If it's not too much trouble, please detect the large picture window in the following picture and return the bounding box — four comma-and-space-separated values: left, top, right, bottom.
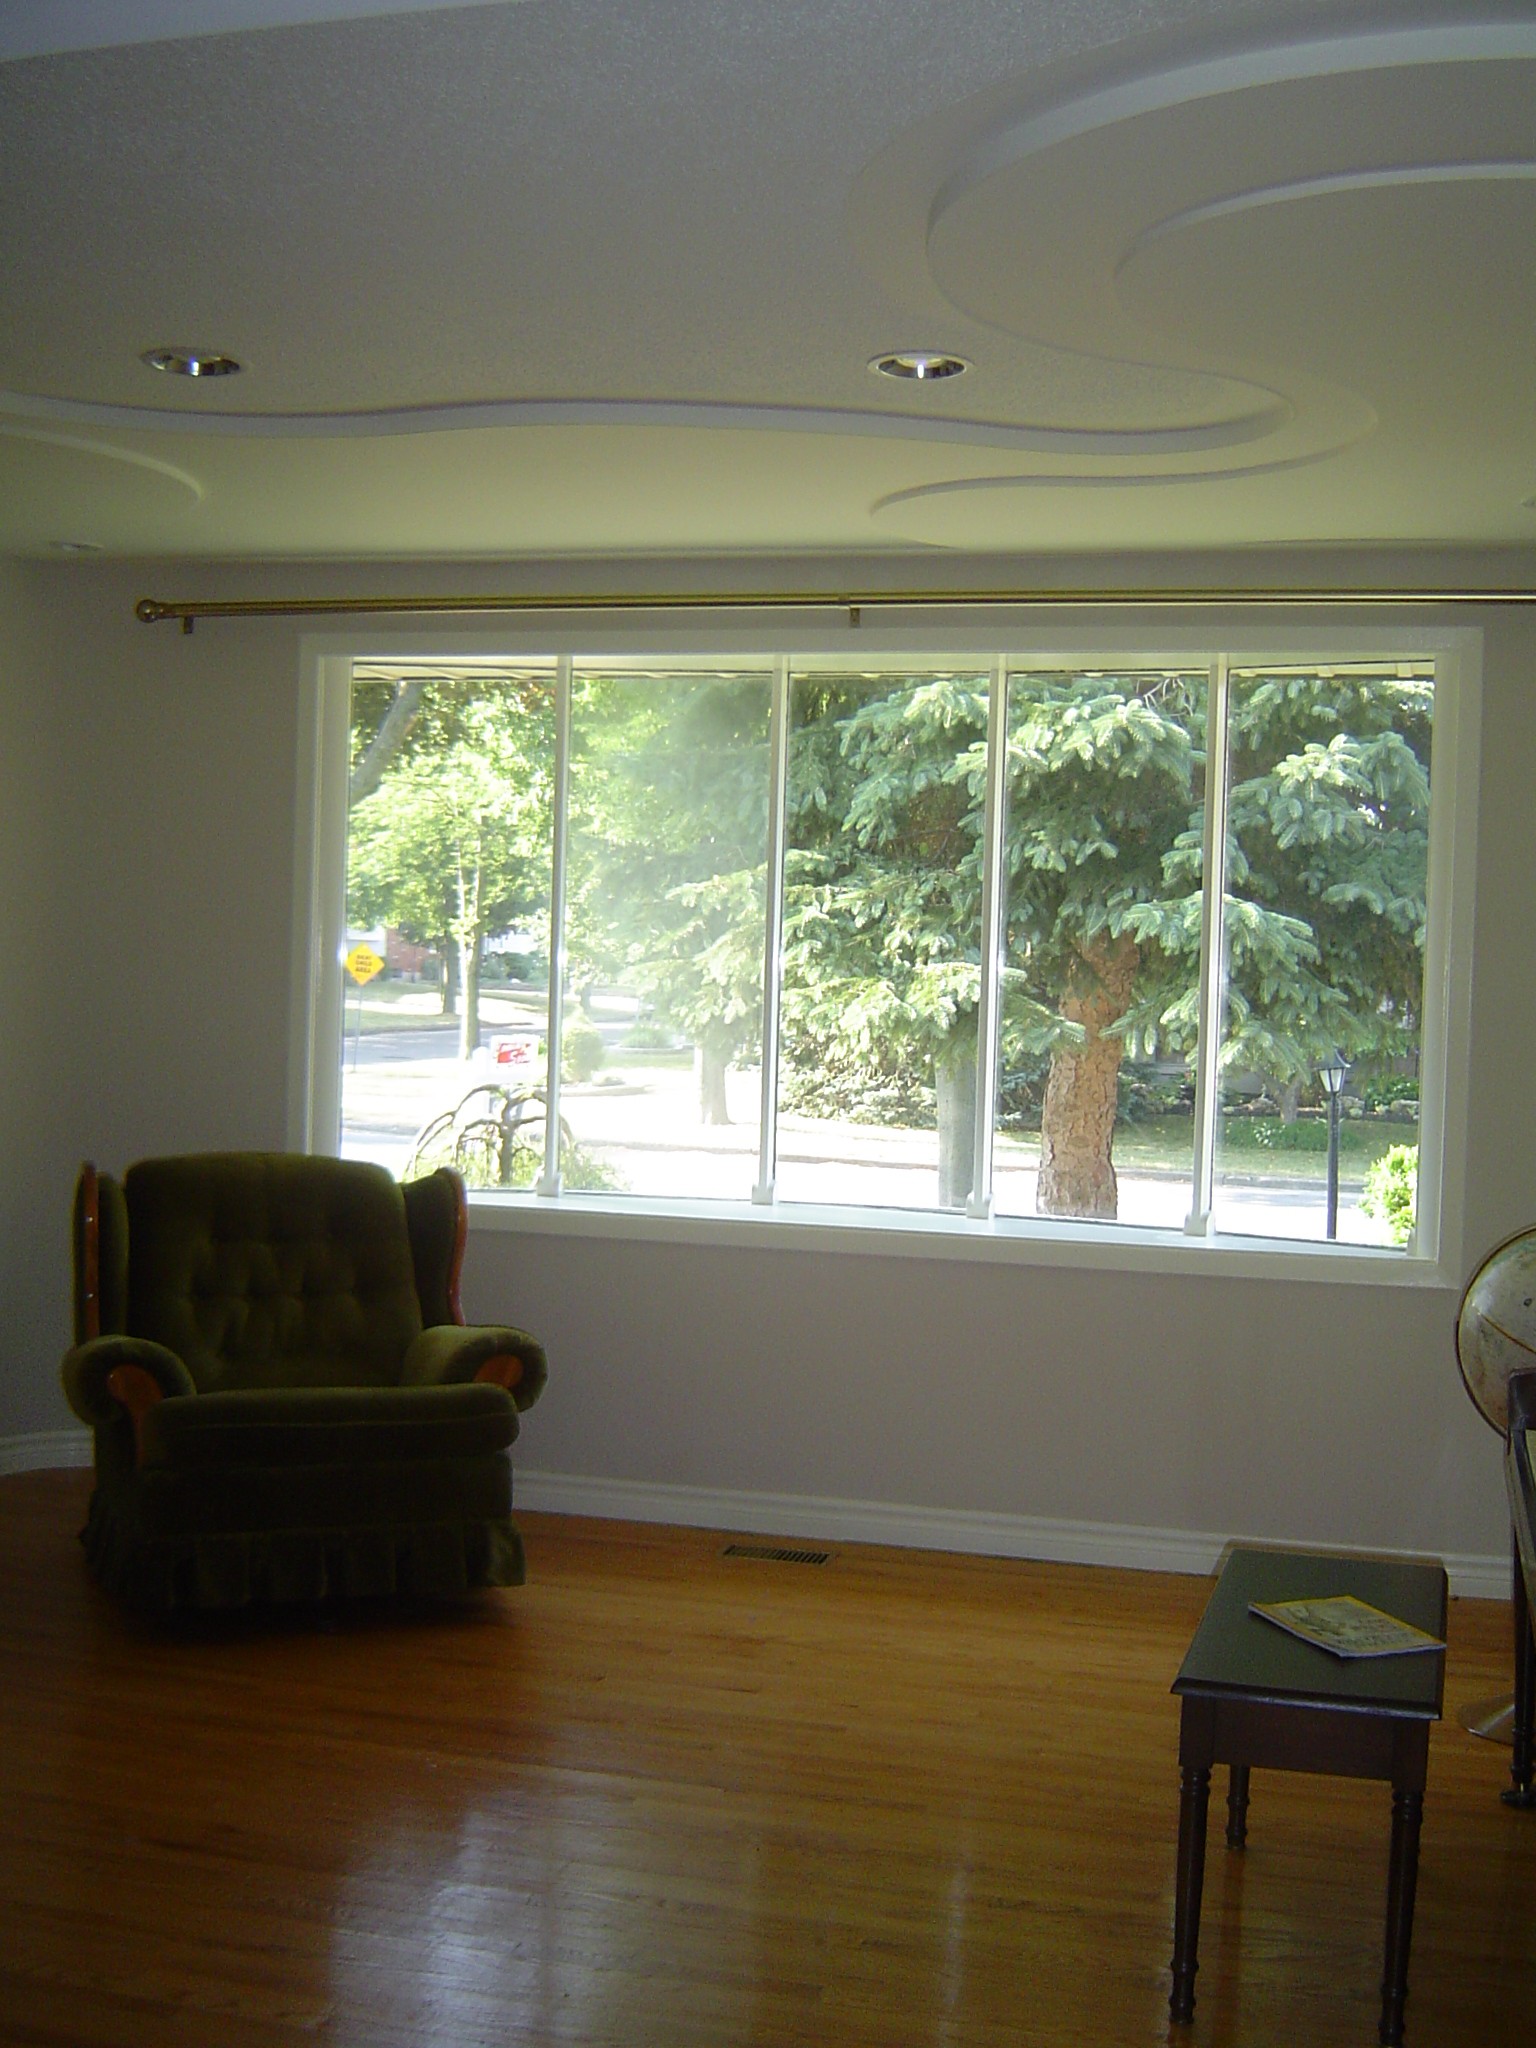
318, 635, 1464, 1259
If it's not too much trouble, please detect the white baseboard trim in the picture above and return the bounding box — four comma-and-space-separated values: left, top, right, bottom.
0, 1439, 1506, 1600
516, 1469, 1511, 1601
0, 1429, 91, 1476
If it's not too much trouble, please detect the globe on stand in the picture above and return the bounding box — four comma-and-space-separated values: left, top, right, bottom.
1455, 1225, 1536, 1744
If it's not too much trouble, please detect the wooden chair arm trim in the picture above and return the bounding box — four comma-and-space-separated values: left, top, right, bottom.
80, 1162, 101, 1342
472, 1354, 525, 1393
105, 1364, 165, 1466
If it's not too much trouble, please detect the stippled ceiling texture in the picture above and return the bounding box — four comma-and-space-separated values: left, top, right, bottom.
2, 0, 1533, 559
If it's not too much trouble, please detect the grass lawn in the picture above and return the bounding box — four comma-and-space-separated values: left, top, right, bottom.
1108, 1113, 1414, 1182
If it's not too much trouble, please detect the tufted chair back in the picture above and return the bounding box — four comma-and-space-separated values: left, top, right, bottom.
115, 1154, 425, 1392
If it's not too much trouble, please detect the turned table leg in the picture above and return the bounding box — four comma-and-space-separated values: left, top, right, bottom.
1379, 1724, 1429, 2047
1225, 1763, 1250, 1848
1170, 1699, 1215, 2025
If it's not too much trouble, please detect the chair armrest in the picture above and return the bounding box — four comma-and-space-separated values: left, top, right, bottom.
62, 1336, 196, 1426
400, 1325, 548, 1411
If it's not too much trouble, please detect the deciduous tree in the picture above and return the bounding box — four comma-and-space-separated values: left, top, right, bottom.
347, 676, 553, 1059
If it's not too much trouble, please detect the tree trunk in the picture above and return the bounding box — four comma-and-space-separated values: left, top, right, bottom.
348, 677, 427, 806
696, 1025, 732, 1125
456, 934, 481, 1062
1036, 932, 1141, 1220
455, 859, 482, 1060
935, 1038, 977, 1210
439, 947, 458, 1019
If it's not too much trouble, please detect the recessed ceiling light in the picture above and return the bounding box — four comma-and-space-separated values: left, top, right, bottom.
141, 346, 242, 379
870, 350, 969, 382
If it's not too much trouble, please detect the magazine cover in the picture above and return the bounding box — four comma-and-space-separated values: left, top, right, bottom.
1249, 1594, 1445, 1659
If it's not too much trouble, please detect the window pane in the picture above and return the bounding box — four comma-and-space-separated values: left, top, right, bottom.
776, 668, 989, 1211
342, 665, 556, 1182
991, 669, 1208, 1229
1211, 664, 1433, 1246
561, 668, 771, 1199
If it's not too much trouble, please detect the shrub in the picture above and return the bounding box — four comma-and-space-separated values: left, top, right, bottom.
561, 1015, 606, 1083
1358, 1075, 1419, 1115
1216, 1115, 1382, 1156
406, 1081, 626, 1192
1118, 1068, 1194, 1122
778, 1037, 936, 1128
1361, 1143, 1418, 1245
1219, 1115, 1328, 1153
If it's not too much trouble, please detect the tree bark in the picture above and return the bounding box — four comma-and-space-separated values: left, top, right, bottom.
456, 934, 481, 1062
454, 857, 483, 1060
348, 678, 426, 806
1036, 932, 1141, 1220
696, 1028, 732, 1126
935, 1038, 977, 1211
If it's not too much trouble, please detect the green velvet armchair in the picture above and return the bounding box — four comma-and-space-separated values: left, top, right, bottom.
62, 1152, 547, 1609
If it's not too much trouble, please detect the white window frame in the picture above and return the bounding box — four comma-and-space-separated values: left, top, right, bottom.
291, 614, 1481, 1289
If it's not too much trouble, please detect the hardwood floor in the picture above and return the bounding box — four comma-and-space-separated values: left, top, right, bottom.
1, 1468, 1531, 2046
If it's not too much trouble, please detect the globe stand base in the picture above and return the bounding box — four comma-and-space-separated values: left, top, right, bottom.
1500, 1783, 1536, 1808
1461, 1692, 1515, 1744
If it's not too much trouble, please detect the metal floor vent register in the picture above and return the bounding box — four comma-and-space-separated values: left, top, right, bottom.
722, 1542, 833, 1566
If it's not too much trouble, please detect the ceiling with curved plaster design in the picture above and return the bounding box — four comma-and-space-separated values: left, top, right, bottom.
1, 0, 1534, 559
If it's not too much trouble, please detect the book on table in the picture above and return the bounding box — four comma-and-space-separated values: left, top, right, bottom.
1249, 1594, 1446, 1659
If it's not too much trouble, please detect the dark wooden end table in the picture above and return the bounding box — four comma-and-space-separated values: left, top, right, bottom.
1169, 1547, 1447, 2046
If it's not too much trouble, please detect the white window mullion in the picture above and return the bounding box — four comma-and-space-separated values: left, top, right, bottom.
967, 657, 1009, 1219
298, 653, 352, 1155
537, 654, 574, 1197
1185, 655, 1232, 1235
754, 656, 791, 1204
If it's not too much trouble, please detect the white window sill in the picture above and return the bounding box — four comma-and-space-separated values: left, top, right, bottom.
466, 1188, 1446, 1288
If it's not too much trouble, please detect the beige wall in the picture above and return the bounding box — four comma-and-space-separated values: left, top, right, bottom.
4, 552, 1533, 1571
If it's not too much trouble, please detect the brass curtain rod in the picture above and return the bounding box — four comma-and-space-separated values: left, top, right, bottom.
135, 587, 1536, 634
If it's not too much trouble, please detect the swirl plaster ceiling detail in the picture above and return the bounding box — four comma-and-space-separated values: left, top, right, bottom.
2, 4, 1535, 557
0, 428, 203, 545
865, 21, 1536, 545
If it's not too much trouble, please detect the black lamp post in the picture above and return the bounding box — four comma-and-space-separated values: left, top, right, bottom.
1319, 1051, 1350, 1239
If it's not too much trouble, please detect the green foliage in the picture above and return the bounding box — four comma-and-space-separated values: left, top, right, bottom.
1221, 1116, 1318, 1154
779, 1037, 937, 1128
353, 656, 1435, 1216
1216, 1115, 1382, 1155
405, 1082, 625, 1192
780, 671, 992, 1083
565, 671, 769, 1088
1117, 1067, 1193, 1123
1361, 1142, 1419, 1243
561, 1015, 606, 1084
347, 672, 555, 1055
1165, 669, 1432, 1080
1357, 1075, 1420, 1115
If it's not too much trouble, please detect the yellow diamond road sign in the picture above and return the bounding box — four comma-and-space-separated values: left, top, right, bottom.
345, 943, 385, 986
